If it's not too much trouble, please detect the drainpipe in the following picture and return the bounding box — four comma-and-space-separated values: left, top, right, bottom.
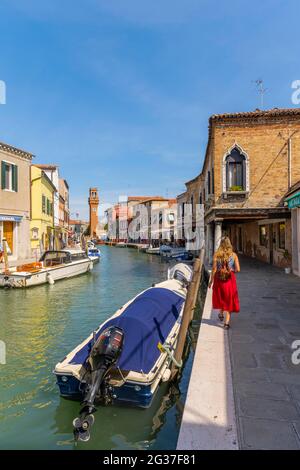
288, 137, 292, 190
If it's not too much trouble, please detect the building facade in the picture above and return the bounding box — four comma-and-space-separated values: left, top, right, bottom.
179, 108, 300, 268
286, 181, 300, 276
59, 178, 70, 247
106, 196, 177, 244
30, 165, 56, 255
35, 164, 60, 242
0, 141, 33, 262
69, 219, 89, 242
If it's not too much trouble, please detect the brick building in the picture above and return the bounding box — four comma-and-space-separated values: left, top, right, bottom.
179, 108, 300, 268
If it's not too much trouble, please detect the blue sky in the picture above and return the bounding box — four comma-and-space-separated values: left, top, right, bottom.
0, 0, 300, 219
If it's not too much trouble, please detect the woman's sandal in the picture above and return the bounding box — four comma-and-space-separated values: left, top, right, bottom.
218, 312, 224, 321
224, 323, 230, 330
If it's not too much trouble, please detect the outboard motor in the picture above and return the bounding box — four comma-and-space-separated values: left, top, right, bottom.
73, 326, 124, 442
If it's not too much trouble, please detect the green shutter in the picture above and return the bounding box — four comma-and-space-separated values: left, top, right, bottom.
42, 195, 45, 213
12, 164, 18, 192
1, 161, 5, 189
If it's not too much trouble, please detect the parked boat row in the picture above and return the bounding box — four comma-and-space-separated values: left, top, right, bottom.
54, 262, 193, 441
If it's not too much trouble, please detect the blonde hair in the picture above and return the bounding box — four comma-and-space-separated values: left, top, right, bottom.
215, 236, 233, 262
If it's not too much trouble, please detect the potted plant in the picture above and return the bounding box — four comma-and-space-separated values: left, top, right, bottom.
283, 250, 292, 274
229, 185, 243, 192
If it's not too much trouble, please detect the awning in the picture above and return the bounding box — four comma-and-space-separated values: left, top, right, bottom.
286, 191, 300, 209
0, 214, 23, 222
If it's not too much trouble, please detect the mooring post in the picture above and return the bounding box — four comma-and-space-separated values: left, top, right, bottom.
170, 248, 205, 380
189, 248, 205, 322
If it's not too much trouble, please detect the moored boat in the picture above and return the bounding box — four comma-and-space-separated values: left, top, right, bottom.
145, 246, 160, 255
54, 263, 192, 441
0, 249, 93, 288
88, 247, 101, 263
160, 245, 192, 261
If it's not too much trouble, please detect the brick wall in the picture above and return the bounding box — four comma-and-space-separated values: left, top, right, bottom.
212, 119, 300, 209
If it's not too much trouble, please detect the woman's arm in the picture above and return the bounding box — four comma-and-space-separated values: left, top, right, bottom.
208, 255, 217, 288
234, 253, 240, 272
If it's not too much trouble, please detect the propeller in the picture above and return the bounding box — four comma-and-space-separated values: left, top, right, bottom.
73, 413, 95, 442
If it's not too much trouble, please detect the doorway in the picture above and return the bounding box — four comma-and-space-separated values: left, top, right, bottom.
237, 226, 243, 253
3, 221, 14, 254
269, 224, 275, 265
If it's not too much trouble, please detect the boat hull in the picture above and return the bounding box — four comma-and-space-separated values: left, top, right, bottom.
55, 373, 154, 408
0, 259, 93, 288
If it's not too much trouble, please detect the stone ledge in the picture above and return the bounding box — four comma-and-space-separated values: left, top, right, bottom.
176, 286, 239, 450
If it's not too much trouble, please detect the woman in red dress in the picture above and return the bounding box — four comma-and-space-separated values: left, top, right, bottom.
208, 236, 240, 329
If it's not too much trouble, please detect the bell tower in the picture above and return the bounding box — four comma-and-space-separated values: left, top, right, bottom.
88, 187, 99, 237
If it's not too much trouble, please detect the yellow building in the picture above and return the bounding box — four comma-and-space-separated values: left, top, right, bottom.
30, 165, 55, 255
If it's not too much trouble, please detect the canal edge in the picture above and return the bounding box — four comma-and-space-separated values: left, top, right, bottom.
176, 270, 239, 450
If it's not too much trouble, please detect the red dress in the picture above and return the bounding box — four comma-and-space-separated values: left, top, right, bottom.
212, 258, 240, 313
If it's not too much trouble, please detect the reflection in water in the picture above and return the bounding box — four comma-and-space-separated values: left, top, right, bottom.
0, 247, 204, 450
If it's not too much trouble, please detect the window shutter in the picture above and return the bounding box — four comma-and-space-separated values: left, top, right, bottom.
1, 161, 6, 189
12, 165, 18, 192
42, 195, 46, 213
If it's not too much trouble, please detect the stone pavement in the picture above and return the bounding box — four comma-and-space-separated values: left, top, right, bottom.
230, 256, 300, 449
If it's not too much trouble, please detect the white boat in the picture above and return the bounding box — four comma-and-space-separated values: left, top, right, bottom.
145, 246, 160, 255
0, 249, 94, 288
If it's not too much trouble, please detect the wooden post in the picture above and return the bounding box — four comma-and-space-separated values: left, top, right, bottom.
170, 248, 204, 380
189, 248, 205, 322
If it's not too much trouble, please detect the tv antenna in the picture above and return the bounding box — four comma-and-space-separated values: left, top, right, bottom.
253, 79, 268, 109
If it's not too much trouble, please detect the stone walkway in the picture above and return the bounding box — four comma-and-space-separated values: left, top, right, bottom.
230, 256, 300, 449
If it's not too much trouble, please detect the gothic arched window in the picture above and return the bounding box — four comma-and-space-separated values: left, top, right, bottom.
226, 147, 246, 191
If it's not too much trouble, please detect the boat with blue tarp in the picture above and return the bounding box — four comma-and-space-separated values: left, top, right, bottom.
54, 263, 192, 441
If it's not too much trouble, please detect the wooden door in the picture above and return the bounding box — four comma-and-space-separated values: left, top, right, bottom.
3, 221, 14, 253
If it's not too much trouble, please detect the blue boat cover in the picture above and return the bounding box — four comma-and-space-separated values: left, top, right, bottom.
69, 287, 185, 374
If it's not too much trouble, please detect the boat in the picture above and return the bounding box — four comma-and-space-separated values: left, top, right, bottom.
88, 247, 101, 263
0, 249, 94, 288
145, 246, 160, 255
160, 245, 192, 261
54, 263, 192, 441
115, 242, 127, 247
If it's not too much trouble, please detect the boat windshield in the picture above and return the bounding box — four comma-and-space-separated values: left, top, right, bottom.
40, 251, 71, 267
71, 252, 89, 261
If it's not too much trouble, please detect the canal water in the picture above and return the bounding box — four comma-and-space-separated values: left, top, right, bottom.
0, 246, 202, 450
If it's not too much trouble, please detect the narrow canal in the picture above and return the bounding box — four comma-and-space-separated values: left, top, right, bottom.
0, 246, 203, 450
